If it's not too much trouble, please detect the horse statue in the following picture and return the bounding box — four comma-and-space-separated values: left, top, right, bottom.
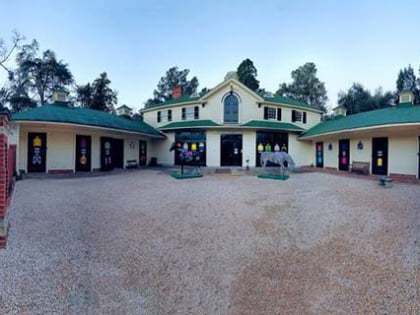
260, 151, 295, 176
169, 142, 201, 176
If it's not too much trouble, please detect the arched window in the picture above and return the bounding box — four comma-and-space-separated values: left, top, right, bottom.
224, 94, 239, 123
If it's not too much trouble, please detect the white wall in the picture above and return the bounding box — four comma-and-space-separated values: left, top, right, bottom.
149, 134, 175, 166
289, 135, 312, 166
389, 136, 418, 176
47, 132, 75, 170
18, 124, 150, 173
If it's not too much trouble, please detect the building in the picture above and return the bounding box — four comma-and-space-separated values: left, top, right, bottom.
8, 77, 420, 180
12, 91, 163, 174
141, 77, 322, 168
299, 91, 420, 179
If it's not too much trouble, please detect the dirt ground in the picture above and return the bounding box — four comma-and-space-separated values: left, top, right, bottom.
0, 170, 418, 314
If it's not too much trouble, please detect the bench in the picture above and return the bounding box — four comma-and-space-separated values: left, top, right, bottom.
126, 160, 138, 169
349, 161, 370, 175
379, 176, 393, 188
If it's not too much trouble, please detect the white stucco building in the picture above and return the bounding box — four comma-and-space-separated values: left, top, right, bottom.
141, 77, 322, 168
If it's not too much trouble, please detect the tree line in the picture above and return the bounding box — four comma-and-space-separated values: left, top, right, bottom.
2, 32, 419, 116
145, 58, 420, 116
0, 33, 118, 113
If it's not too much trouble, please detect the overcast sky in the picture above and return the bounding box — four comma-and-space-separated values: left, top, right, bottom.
1, 0, 419, 112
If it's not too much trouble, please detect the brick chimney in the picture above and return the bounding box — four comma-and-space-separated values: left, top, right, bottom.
172, 86, 183, 99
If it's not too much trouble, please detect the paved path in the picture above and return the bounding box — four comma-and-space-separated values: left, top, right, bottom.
0, 170, 418, 314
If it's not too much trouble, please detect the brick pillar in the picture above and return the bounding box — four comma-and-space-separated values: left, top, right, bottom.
0, 112, 10, 248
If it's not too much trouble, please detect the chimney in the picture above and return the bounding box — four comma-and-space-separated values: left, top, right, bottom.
172, 86, 183, 99
398, 90, 414, 106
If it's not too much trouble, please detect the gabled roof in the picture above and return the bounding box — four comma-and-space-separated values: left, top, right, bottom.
159, 120, 220, 130
300, 105, 420, 139
198, 78, 264, 102
141, 78, 321, 113
241, 120, 306, 132
12, 103, 164, 138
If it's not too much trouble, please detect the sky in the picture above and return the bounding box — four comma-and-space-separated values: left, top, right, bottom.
1, 0, 420, 112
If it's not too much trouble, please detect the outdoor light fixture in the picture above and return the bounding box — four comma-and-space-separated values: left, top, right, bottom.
357, 141, 363, 150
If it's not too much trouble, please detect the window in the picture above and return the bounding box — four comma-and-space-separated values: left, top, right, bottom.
255, 131, 288, 167
292, 110, 303, 122
182, 106, 199, 120
224, 94, 239, 123
160, 110, 172, 122
264, 106, 282, 121
174, 131, 207, 166
303, 112, 307, 124
157, 111, 161, 123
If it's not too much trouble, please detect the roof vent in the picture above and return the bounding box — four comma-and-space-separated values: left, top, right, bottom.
116, 104, 133, 117
332, 105, 347, 117
398, 90, 414, 106
52, 88, 69, 104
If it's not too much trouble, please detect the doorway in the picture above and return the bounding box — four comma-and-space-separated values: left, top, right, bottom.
139, 140, 147, 166
316, 141, 324, 168
372, 137, 388, 175
75, 135, 91, 172
100, 137, 124, 171
27, 132, 47, 173
221, 134, 242, 166
338, 139, 350, 171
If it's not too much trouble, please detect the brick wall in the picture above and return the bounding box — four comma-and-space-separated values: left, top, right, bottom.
0, 112, 14, 248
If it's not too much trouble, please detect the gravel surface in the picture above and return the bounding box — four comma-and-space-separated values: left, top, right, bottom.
0, 170, 418, 314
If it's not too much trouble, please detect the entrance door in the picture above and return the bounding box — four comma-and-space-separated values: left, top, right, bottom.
338, 139, 350, 171
75, 135, 91, 172
221, 134, 242, 166
139, 140, 147, 166
27, 132, 47, 173
113, 139, 124, 168
316, 141, 324, 168
372, 137, 388, 175
101, 137, 113, 171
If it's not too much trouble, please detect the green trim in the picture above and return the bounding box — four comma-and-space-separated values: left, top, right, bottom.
258, 174, 289, 180
300, 105, 420, 139
145, 95, 201, 109
12, 103, 163, 138
171, 173, 203, 179
241, 120, 305, 131
262, 96, 321, 112
159, 120, 220, 130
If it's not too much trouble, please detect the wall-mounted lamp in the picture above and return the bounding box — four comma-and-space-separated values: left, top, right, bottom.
328, 143, 333, 151
357, 140, 363, 150
201, 103, 206, 108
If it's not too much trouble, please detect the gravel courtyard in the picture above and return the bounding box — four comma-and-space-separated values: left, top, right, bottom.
0, 170, 418, 314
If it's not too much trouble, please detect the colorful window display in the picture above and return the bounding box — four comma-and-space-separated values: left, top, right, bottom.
255, 131, 288, 167
174, 131, 206, 166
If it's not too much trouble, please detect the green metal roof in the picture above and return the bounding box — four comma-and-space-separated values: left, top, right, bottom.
159, 119, 220, 130
12, 103, 163, 137
262, 96, 321, 112
241, 120, 306, 132
300, 105, 420, 139
146, 95, 201, 109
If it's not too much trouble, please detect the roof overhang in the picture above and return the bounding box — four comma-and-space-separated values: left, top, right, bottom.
299, 122, 420, 141
14, 120, 166, 139
259, 101, 323, 114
